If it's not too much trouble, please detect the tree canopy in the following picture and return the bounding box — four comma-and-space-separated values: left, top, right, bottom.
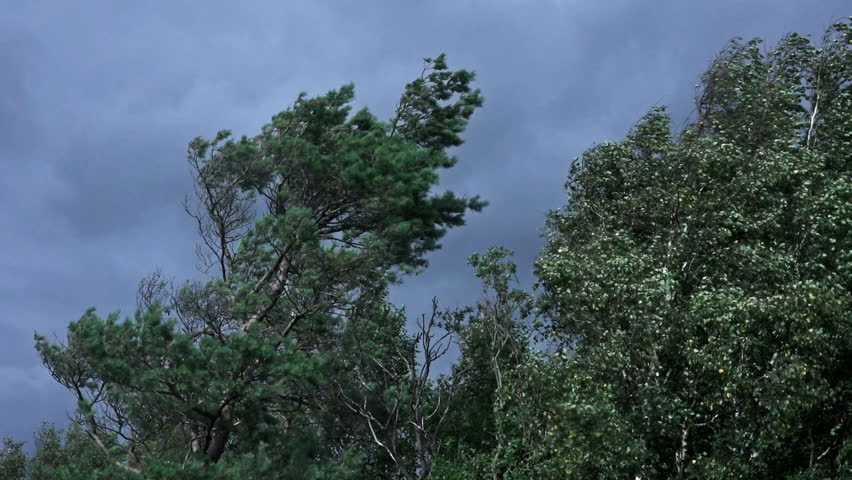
526, 19, 852, 479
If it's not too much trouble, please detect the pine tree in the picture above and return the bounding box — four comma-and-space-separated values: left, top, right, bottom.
34, 54, 484, 478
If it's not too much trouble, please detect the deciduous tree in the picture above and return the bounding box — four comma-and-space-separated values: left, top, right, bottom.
530, 19, 852, 479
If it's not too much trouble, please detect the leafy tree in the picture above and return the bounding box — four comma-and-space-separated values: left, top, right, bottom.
332, 296, 460, 480
25, 421, 113, 480
34, 53, 484, 477
28, 422, 66, 480
317, 247, 532, 480
0, 437, 27, 480
432, 247, 532, 480
528, 19, 852, 479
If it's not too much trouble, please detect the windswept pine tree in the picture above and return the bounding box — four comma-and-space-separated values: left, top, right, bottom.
33, 54, 484, 479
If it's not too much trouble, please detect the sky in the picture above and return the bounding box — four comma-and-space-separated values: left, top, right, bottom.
1, 1, 847, 446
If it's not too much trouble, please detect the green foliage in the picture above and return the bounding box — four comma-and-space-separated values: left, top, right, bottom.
443, 248, 530, 442
0, 437, 27, 480
529, 19, 852, 479
28, 422, 68, 480
32, 53, 484, 478
22, 422, 113, 480
432, 248, 532, 480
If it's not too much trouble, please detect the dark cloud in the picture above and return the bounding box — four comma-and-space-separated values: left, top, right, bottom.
1, 0, 846, 445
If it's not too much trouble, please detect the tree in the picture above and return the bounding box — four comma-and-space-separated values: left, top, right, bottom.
34, 53, 484, 477
528, 19, 852, 479
431, 247, 532, 480
26, 421, 112, 480
332, 297, 460, 480
28, 422, 66, 480
330, 247, 532, 480
0, 437, 27, 480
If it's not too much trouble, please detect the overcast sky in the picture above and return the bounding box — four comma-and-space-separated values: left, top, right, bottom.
1, 1, 847, 446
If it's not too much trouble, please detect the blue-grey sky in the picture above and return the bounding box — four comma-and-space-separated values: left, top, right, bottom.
1, 1, 846, 445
